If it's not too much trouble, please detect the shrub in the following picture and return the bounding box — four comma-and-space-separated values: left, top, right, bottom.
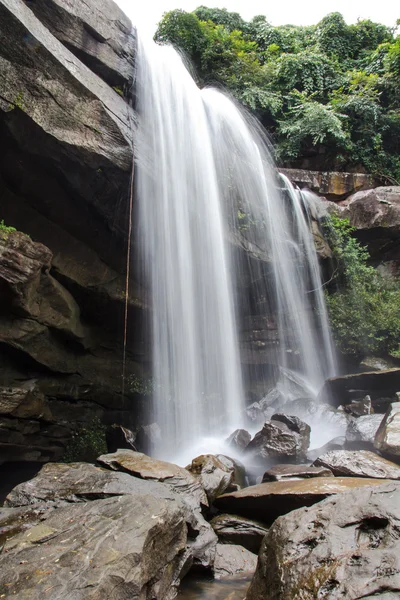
62, 417, 107, 463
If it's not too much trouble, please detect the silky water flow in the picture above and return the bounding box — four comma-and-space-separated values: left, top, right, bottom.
135, 36, 336, 463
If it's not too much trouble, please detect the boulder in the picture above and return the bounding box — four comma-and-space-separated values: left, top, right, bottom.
341, 395, 372, 416
279, 168, 376, 201
346, 414, 384, 450
226, 428, 251, 451
307, 436, 346, 462
214, 544, 257, 579
0, 493, 188, 600
211, 514, 269, 554
246, 481, 400, 600
313, 449, 400, 479
215, 454, 247, 490
27, 0, 136, 88
262, 464, 333, 482
246, 415, 310, 463
214, 477, 394, 524
374, 402, 400, 461
319, 370, 400, 409
186, 454, 234, 504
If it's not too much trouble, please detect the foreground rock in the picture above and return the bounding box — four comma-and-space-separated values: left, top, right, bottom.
374, 402, 400, 461
246, 415, 310, 464
1, 475, 189, 599
319, 370, 400, 409
214, 477, 394, 524
345, 414, 384, 450
262, 464, 333, 482
211, 514, 269, 554
214, 544, 257, 579
186, 455, 234, 503
247, 482, 400, 600
314, 449, 400, 479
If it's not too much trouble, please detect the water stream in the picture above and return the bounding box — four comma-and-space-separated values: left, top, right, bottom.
135, 36, 336, 462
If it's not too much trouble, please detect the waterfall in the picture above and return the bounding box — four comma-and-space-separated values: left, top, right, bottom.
135, 36, 336, 462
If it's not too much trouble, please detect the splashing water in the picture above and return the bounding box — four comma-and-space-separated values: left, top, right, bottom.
135, 36, 336, 461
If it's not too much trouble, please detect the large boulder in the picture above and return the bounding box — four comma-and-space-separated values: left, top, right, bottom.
374, 402, 400, 461
246, 415, 310, 464
214, 477, 395, 524
345, 414, 384, 450
210, 514, 269, 554
186, 454, 234, 504
27, 0, 135, 88
313, 449, 400, 479
319, 370, 400, 409
280, 169, 376, 201
214, 544, 257, 579
0, 493, 188, 599
246, 481, 400, 600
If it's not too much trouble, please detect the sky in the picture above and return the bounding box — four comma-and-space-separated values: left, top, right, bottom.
115, 0, 398, 39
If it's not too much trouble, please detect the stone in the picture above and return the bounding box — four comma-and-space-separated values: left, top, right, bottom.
279, 168, 376, 200
246, 481, 400, 600
262, 464, 333, 482
319, 370, 400, 408
28, 0, 136, 88
346, 414, 384, 449
215, 454, 247, 490
226, 428, 251, 451
214, 544, 257, 579
374, 402, 400, 460
246, 415, 310, 463
0, 492, 188, 599
186, 455, 234, 504
341, 395, 372, 416
307, 436, 346, 462
210, 514, 269, 554
313, 449, 400, 479
360, 356, 399, 372
214, 477, 395, 524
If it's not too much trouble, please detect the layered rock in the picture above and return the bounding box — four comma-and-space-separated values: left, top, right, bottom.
313, 449, 400, 479
211, 514, 269, 554
374, 402, 400, 461
319, 370, 400, 409
280, 168, 377, 201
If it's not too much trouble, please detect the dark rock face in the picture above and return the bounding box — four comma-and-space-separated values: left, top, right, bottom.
346, 414, 384, 450
313, 449, 400, 479
0, 489, 188, 599
246, 482, 400, 600
262, 464, 333, 482
374, 402, 400, 461
186, 455, 234, 504
214, 477, 394, 525
246, 415, 310, 463
28, 0, 136, 88
211, 514, 269, 554
214, 544, 257, 579
319, 370, 400, 409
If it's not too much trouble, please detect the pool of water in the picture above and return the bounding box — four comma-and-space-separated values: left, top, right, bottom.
178, 574, 252, 600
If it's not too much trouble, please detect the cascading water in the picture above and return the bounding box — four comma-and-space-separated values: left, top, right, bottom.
135, 36, 336, 462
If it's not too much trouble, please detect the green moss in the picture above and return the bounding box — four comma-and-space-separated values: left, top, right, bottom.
113, 86, 124, 97
0, 219, 16, 233
61, 417, 107, 463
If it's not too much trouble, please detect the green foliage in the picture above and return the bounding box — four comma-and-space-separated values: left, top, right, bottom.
128, 375, 154, 396
154, 8, 400, 178
0, 219, 16, 234
62, 417, 107, 463
325, 215, 400, 357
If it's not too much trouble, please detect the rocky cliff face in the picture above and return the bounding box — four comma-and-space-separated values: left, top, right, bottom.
0, 0, 146, 464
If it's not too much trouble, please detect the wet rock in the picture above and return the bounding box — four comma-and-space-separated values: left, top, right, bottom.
246, 415, 310, 463
341, 395, 372, 416
346, 414, 384, 449
98, 450, 208, 508
307, 436, 346, 462
279, 168, 376, 201
214, 477, 394, 524
319, 369, 400, 408
262, 464, 333, 482
226, 429, 251, 452
28, 0, 136, 88
246, 481, 400, 600
215, 454, 247, 490
0, 493, 188, 599
211, 514, 269, 554
374, 402, 400, 461
186, 455, 234, 504
313, 449, 400, 480
105, 424, 137, 453
214, 544, 257, 579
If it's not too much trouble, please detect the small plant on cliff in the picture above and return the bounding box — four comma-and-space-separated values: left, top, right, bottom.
128, 375, 154, 396
325, 214, 400, 357
0, 219, 16, 234
62, 417, 107, 463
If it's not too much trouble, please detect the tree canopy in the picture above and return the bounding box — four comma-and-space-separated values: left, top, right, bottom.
154, 9, 400, 180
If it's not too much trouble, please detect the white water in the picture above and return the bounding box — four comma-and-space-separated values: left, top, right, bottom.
135, 37, 336, 462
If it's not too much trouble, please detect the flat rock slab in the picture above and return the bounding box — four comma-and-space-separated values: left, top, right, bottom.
214, 544, 257, 579
314, 449, 400, 479
319, 369, 400, 407
214, 477, 396, 524
98, 449, 208, 508
374, 402, 400, 459
262, 464, 333, 482
247, 481, 400, 600
0, 493, 187, 600
211, 514, 269, 554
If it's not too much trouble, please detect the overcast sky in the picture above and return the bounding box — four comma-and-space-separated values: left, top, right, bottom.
116, 0, 398, 38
